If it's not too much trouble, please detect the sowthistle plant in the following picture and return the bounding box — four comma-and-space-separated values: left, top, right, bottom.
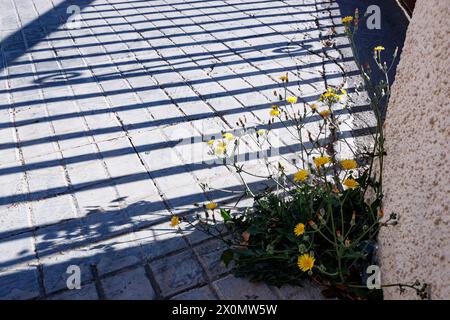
169, 11, 427, 300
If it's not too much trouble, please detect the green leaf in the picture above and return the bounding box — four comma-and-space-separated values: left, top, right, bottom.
221, 249, 234, 267
220, 209, 232, 222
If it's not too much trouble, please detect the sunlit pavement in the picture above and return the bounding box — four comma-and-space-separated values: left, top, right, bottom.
0, 0, 406, 300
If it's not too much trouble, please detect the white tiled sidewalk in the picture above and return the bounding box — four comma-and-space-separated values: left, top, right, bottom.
0, 0, 370, 299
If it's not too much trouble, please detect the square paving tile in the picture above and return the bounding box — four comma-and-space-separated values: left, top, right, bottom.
194, 238, 232, 279
213, 275, 278, 300
135, 223, 188, 261
0, 266, 41, 300
88, 233, 143, 276
102, 266, 156, 300
149, 249, 207, 297
40, 247, 94, 294
0, 232, 35, 270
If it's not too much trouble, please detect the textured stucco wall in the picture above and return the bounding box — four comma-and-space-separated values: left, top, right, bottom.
379, 1, 450, 299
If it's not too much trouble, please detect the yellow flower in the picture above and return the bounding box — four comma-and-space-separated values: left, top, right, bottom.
279, 74, 288, 82
215, 141, 227, 155
222, 132, 234, 141
319, 109, 330, 118
297, 253, 315, 272
337, 88, 347, 100
343, 178, 359, 189
310, 103, 318, 111
374, 46, 385, 52
293, 169, 308, 182
294, 223, 305, 237
342, 16, 353, 24
257, 129, 267, 136
313, 156, 331, 169
207, 139, 215, 145
206, 202, 218, 210
286, 96, 298, 104
319, 87, 341, 103
170, 215, 180, 227
341, 159, 357, 170
270, 105, 280, 117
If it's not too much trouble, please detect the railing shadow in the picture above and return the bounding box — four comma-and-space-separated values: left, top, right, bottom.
0, 0, 96, 70
0, 0, 404, 300
0, 198, 234, 299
